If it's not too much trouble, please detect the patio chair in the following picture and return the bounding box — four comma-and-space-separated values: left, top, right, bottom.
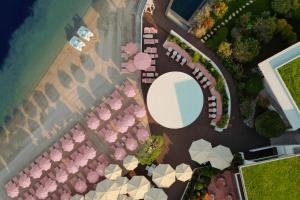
176, 54, 182, 62
209, 102, 217, 107
196, 72, 203, 80
208, 96, 216, 101
192, 67, 200, 75
171, 51, 177, 59
209, 114, 216, 119
209, 108, 217, 113
180, 58, 187, 66
166, 51, 171, 57
200, 77, 208, 84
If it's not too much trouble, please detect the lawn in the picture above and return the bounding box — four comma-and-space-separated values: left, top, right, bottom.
241, 156, 300, 200
278, 56, 300, 110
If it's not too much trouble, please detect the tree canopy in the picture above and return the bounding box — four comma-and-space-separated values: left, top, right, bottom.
233, 37, 260, 63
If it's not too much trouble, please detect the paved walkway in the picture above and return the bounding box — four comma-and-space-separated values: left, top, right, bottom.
141, 1, 269, 199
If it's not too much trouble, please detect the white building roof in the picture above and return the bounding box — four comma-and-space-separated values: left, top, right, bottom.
258, 41, 300, 130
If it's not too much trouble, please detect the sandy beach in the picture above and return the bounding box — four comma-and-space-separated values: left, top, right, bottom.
0, 0, 146, 198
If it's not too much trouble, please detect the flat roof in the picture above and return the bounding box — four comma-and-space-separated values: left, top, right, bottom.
171, 0, 206, 20
258, 41, 300, 130
240, 155, 300, 200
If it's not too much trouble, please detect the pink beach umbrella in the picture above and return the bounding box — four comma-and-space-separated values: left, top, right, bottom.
55, 169, 68, 183
116, 120, 128, 133
107, 98, 122, 110
96, 164, 106, 176
96, 106, 111, 121
83, 146, 97, 160
37, 157, 51, 171
114, 147, 127, 160
30, 165, 43, 179
136, 128, 150, 143
60, 192, 71, 200
61, 138, 74, 152
87, 170, 100, 183
72, 129, 85, 143
124, 59, 137, 72
104, 130, 118, 143
122, 114, 135, 127
123, 83, 136, 97
74, 179, 87, 193
124, 42, 138, 56
125, 138, 138, 151
18, 173, 31, 188
133, 105, 146, 118
50, 148, 62, 162
74, 154, 89, 167
5, 182, 19, 198
86, 113, 100, 130
133, 52, 151, 70
45, 178, 57, 193
66, 160, 79, 174
35, 185, 48, 200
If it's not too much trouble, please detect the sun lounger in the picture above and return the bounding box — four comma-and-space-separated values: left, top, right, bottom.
180, 58, 187, 66
146, 66, 156, 71
196, 72, 203, 80
208, 96, 216, 101
171, 51, 177, 59
209, 108, 217, 113
209, 114, 216, 119
151, 59, 156, 65
142, 78, 155, 83
143, 34, 153, 38
200, 77, 208, 84
192, 67, 200, 75
176, 54, 182, 62
209, 102, 217, 107
166, 51, 171, 56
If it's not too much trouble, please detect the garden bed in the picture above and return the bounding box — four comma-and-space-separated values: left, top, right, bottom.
167, 31, 231, 130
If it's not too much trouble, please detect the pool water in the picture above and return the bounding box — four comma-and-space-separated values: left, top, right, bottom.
171, 0, 206, 20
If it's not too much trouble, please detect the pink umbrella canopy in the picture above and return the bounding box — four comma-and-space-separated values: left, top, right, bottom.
96, 164, 106, 176
66, 160, 79, 174
74, 153, 89, 167
61, 138, 74, 152
125, 138, 138, 151
30, 165, 43, 179
35, 185, 48, 200
50, 148, 62, 162
72, 129, 85, 143
5, 182, 19, 198
83, 146, 97, 160
124, 59, 137, 72
96, 106, 111, 121
18, 173, 31, 188
55, 169, 68, 183
86, 113, 100, 130
124, 42, 138, 56
107, 98, 122, 110
123, 83, 136, 97
122, 114, 135, 127
114, 147, 127, 160
60, 192, 71, 200
133, 52, 151, 70
116, 120, 128, 133
45, 178, 57, 193
37, 157, 51, 171
87, 170, 100, 183
136, 128, 150, 143
74, 179, 87, 193
133, 105, 146, 118
104, 130, 118, 143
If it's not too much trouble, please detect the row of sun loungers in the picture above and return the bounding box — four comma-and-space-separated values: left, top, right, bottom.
166, 48, 187, 66
69, 26, 94, 51
142, 27, 159, 84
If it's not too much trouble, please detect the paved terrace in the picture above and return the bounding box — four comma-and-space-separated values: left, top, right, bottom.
140, 0, 269, 199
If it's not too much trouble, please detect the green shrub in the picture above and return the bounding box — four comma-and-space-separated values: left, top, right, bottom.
244, 76, 263, 97
240, 100, 253, 118
255, 111, 287, 138
216, 114, 229, 128
253, 12, 277, 43
276, 19, 298, 44
233, 37, 260, 63
272, 0, 293, 15
206, 27, 229, 49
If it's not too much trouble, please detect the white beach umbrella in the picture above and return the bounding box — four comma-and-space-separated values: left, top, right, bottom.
152, 164, 176, 188
115, 176, 129, 195
95, 179, 120, 200
144, 188, 168, 200
189, 139, 212, 164
84, 190, 96, 200
123, 155, 139, 171
127, 176, 151, 200
208, 145, 233, 170
70, 194, 84, 200
105, 164, 122, 180
175, 163, 193, 182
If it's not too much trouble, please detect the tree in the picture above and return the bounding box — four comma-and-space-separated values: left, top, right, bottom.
244, 75, 263, 97
255, 111, 286, 138
272, 0, 293, 15
214, 1, 228, 17
217, 42, 232, 58
233, 38, 260, 63
276, 19, 298, 44
253, 12, 277, 43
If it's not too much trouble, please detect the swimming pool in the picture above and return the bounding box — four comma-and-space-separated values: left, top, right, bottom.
171, 0, 206, 20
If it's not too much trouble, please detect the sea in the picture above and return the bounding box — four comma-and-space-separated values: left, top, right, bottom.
0, 0, 93, 125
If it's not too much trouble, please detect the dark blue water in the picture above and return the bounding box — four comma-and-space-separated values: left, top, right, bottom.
171, 0, 206, 20
0, 0, 36, 67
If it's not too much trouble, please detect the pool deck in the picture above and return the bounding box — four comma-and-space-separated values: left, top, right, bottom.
141, 0, 269, 199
